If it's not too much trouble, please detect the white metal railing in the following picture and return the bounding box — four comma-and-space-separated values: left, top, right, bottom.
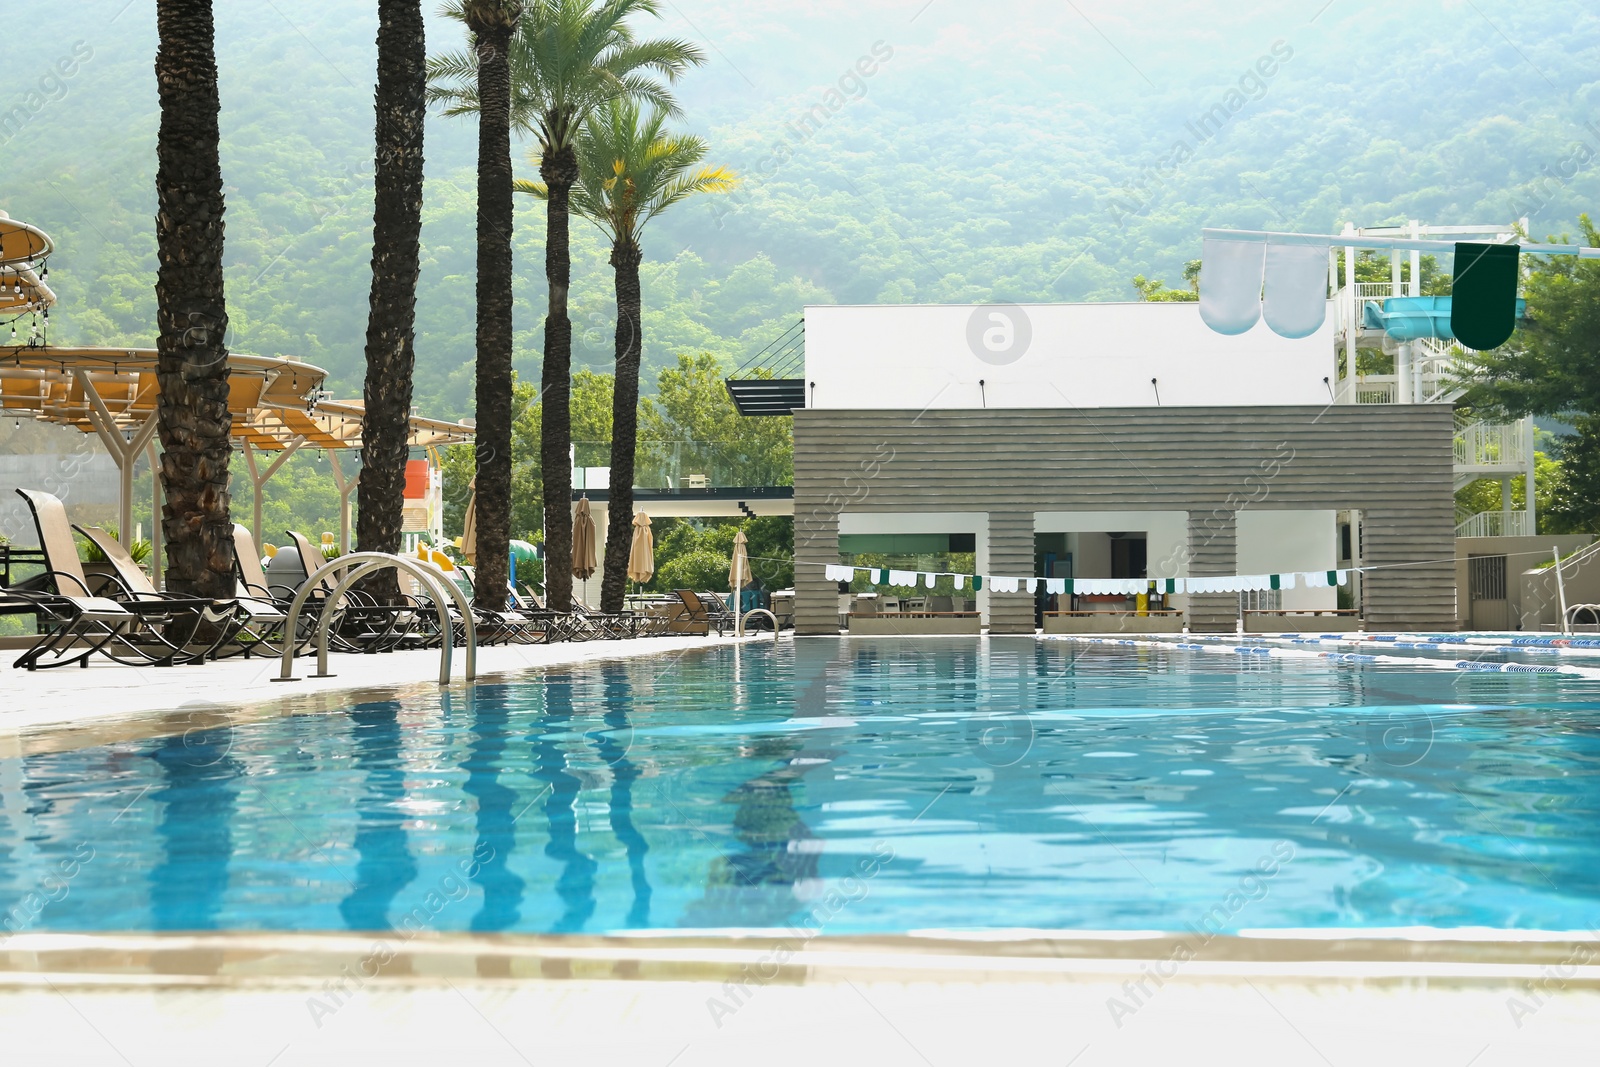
1454, 420, 1528, 468
1455, 510, 1530, 538
1354, 282, 1398, 299
1353, 380, 1396, 404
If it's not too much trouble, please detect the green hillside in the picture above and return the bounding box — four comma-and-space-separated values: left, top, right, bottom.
4, 0, 1598, 422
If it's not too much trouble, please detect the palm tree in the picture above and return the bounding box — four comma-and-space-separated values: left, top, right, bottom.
356, 0, 428, 603
517, 100, 733, 612
447, 0, 524, 610
429, 0, 701, 613
154, 0, 235, 598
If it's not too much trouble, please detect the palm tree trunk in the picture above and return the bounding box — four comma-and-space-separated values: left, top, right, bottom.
154, 0, 234, 599
356, 0, 427, 603
464, 2, 521, 611
539, 144, 579, 612
599, 240, 642, 613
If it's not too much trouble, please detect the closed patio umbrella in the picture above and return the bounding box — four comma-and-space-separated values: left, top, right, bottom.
572, 496, 598, 580
460, 479, 477, 564
728, 528, 750, 592
627, 511, 655, 584
728, 528, 753, 636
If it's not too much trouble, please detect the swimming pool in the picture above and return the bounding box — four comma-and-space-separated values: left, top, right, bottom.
3, 638, 1597, 937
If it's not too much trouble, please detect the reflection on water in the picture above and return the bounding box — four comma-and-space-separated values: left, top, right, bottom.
0, 639, 1597, 934
532, 675, 597, 933
463, 687, 525, 933
150, 729, 239, 930
592, 664, 651, 928
339, 703, 418, 931
679, 735, 822, 929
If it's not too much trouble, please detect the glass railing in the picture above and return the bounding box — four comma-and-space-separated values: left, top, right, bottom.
571, 440, 792, 490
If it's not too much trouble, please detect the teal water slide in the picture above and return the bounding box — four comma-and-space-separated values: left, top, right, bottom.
1361, 295, 1527, 342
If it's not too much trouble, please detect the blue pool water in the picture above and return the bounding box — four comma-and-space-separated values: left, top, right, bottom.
3, 638, 1598, 936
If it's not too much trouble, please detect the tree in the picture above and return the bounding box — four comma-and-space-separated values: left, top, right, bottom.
1333, 249, 1452, 295
1462, 216, 1600, 418
356, 0, 428, 601
429, 0, 701, 613
440, 368, 612, 541
1545, 417, 1600, 533
435, 0, 524, 610
641, 352, 793, 488
519, 99, 733, 611
1129, 274, 1196, 302
1460, 215, 1600, 531
154, 0, 235, 598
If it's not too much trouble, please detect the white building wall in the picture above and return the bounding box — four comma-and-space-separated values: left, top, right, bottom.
1236, 509, 1338, 610
1035, 511, 1189, 577
804, 302, 1336, 411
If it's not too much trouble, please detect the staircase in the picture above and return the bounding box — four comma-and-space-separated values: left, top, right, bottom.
1452, 412, 1535, 535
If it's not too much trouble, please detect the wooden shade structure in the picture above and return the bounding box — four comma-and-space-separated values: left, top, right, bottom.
0, 346, 473, 576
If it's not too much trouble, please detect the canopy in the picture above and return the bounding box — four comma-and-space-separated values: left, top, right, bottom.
0, 213, 57, 323
0, 212, 53, 267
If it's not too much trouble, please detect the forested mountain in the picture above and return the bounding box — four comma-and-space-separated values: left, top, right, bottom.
5, 0, 1598, 422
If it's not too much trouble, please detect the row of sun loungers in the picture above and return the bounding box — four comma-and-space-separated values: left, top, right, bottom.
1, 488, 746, 671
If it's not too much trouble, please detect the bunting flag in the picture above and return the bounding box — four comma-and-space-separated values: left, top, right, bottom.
1262, 235, 1332, 338
829, 565, 1349, 592
1451, 243, 1521, 350
1199, 233, 1267, 335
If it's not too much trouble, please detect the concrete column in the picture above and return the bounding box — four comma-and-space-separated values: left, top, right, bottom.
1186, 509, 1237, 633
794, 502, 841, 635
1409, 220, 1422, 297
986, 511, 1035, 634
1525, 417, 1538, 536
1343, 239, 1357, 402
1360, 505, 1457, 631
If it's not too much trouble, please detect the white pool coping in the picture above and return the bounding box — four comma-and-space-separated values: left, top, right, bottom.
0, 632, 770, 745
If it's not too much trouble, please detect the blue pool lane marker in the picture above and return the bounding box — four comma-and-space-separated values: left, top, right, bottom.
1043, 633, 1600, 678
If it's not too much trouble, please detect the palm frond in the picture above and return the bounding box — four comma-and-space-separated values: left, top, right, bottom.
428, 0, 705, 152
566, 99, 733, 243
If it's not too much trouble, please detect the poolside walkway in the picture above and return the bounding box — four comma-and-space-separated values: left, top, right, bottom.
0, 632, 765, 739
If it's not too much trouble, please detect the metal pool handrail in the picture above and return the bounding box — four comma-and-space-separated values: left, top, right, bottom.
740, 607, 781, 641
273, 552, 477, 685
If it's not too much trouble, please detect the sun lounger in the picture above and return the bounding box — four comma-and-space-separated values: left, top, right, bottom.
673, 589, 734, 636
10, 489, 239, 669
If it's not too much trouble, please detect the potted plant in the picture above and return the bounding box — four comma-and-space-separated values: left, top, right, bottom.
79, 525, 153, 594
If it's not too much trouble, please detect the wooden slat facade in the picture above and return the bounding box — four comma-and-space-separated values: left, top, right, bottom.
793, 405, 1456, 634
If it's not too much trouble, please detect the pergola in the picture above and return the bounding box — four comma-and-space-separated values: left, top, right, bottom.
0, 345, 473, 583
